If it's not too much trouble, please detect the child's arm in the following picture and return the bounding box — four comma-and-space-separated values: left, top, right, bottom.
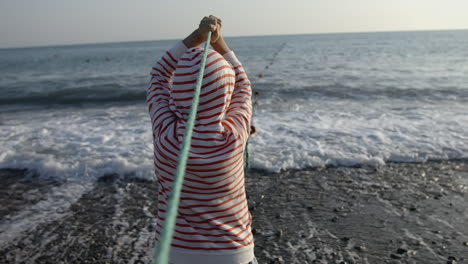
209, 23, 252, 142
146, 42, 187, 136
222, 46, 253, 142
147, 16, 219, 136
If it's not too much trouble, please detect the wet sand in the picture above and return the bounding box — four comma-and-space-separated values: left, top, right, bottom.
1, 160, 467, 263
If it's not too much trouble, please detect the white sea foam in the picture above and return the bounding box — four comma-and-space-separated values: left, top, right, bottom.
249, 98, 468, 172
1, 96, 468, 178
0, 104, 155, 180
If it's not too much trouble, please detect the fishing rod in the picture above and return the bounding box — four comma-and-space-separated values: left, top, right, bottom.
153, 32, 212, 264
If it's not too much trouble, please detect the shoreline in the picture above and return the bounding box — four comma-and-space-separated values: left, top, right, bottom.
0, 160, 467, 263
2, 28, 467, 50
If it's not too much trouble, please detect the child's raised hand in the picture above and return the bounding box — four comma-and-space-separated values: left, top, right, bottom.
198, 15, 222, 44
184, 15, 227, 51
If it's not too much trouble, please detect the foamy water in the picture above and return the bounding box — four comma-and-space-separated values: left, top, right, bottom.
0, 105, 154, 180
1, 30, 468, 179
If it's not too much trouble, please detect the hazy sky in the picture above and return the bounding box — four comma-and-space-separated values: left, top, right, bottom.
1, 0, 467, 48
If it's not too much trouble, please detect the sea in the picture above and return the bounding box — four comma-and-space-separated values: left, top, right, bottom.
1, 30, 468, 180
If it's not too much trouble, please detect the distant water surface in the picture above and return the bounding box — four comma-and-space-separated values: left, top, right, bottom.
1, 30, 468, 178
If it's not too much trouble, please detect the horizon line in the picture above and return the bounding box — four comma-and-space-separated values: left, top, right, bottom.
1, 27, 467, 50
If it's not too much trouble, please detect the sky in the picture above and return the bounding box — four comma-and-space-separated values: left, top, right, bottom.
1, 0, 468, 48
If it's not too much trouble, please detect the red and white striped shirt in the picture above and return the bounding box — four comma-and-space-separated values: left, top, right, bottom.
147, 41, 254, 264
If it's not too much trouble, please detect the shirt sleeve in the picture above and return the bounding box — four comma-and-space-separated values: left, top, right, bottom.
147, 41, 188, 137
222, 51, 253, 142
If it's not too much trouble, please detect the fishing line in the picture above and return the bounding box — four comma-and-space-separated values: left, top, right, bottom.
257, 42, 287, 78
246, 42, 287, 171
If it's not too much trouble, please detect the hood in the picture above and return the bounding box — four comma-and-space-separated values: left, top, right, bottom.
169, 48, 236, 128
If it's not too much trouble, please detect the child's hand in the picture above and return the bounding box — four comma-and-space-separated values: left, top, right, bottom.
183, 15, 228, 51
197, 15, 222, 44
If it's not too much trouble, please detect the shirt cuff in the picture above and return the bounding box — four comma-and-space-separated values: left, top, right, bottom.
223, 51, 242, 67
167, 41, 189, 62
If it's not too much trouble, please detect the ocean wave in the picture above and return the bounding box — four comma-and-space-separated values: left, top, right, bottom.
1, 82, 467, 106
0, 86, 145, 105
254, 83, 468, 101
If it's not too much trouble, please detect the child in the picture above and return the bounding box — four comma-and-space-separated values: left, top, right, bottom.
147, 16, 257, 264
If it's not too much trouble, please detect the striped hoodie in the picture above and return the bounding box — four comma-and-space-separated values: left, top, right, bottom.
147, 41, 254, 264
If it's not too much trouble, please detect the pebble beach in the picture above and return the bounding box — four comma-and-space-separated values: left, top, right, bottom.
1, 160, 467, 263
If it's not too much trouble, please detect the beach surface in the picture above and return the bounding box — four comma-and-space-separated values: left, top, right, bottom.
1, 160, 467, 264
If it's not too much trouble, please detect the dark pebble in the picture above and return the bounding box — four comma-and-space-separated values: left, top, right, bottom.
341, 237, 351, 242
396, 248, 407, 254
276, 229, 283, 237
354, 245, 366, 251
271, 256, 284, 264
